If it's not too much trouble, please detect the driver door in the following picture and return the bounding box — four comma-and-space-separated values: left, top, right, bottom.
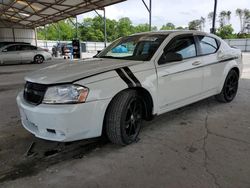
156, 34, 204, 113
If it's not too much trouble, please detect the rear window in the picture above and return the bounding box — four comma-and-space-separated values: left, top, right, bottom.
198, 36, 218, 55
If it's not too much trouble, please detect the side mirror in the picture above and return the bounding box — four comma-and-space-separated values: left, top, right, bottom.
159, 52, 183, 64
2, 49, 7, 52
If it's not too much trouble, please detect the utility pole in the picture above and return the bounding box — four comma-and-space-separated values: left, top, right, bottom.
142, 0, 152, 31
211, 0, 217, 34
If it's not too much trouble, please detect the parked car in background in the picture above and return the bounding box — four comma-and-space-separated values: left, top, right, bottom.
0, 44, 52, 65
17, 30, 242, 145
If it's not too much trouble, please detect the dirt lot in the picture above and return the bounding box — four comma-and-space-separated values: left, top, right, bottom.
0, 54, 250, 188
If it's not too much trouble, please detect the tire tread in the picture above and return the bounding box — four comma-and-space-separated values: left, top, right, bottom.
105, 90, 137, 145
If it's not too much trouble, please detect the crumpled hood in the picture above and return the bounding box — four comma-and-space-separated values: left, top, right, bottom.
25, 58, 144, 84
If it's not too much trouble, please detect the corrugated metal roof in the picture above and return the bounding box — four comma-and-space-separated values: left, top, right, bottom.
0, 0, 126, 28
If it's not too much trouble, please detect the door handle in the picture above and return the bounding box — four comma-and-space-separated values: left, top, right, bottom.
192, 61, 201, 66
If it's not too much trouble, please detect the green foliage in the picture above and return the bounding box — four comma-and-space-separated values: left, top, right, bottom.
216, 25, 236, 39
134, 24, 151, 33
188, 19, 202, 30
236, 33, 250, 38
38, 17, 158, 42
37, 20, 75, 40
176, 26, 184, 30
160, 22, 175, 30
37, 7, 250, 42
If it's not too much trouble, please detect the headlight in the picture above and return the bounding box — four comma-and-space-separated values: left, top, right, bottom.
43, 84, 88, 104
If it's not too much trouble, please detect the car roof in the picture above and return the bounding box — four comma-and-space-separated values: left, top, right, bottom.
131, 30, 220, 39
0, 43, 36, 50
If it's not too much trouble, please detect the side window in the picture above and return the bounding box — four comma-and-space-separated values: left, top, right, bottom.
198, 36, 218, 55
159, 35, 196, 64
4, 45, 17, 52
20, 45, 35, 51
166, 36, 196, 59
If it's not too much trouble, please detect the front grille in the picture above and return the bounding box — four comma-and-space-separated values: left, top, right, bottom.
23, 82, 48, 105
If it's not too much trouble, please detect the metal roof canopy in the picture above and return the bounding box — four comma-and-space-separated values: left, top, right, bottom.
0, 0, 126, 29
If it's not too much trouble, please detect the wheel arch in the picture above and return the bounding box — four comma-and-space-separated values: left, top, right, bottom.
101, 86, 154, 138
104, 87, 154, 121
231, 67, 240, 77
218, 62, 240, 93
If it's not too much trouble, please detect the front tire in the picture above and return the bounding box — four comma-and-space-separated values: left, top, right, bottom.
34, 55, 44, 64
105, 90, 143, 145
215, 69, 239, 103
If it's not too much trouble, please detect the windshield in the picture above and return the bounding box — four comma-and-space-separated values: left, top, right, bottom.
97, 34, 167, 61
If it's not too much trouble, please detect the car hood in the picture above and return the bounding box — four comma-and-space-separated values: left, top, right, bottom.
25, 58, 144, 84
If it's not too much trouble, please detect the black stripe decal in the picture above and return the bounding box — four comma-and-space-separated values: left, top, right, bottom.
123, 67, 142, 87
115, 69, 134, 87
218, 56, 238, 63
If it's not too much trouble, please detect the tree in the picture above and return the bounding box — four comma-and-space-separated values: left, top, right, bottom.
116, 17, 134, 37
236, 8, 244, 32
200, 17, 206, 31
37, 20, 75, 40
219, 11, 227, 27
160, 22, 175, 30
226, 11, 232, 24
216, 24, 235, 39
151, 26, 158, 31
207, 12, 214, 23
243, 9, 250, 19
176, 26, 184, 30
243, 9, 250, 33
188, 19, 202, 30
134, 24, 151, 33
219, 10, 231, 27
78, 17, 104, 41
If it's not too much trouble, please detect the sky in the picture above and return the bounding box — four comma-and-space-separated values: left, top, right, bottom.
78, 0, 250, 33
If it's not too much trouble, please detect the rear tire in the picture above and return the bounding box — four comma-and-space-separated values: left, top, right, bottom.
215, 69, 239, 103
105, 90, 143, 145
34, 55, 44, 64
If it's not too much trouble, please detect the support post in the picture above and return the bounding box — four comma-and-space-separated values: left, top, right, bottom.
149, 0, 151, 31
104, 8, 107, 47
76, 15, 78, 39
34, 27, 38, 47
211, 0, 217, 34
44, 25, 47, 49
142, 0, 152, 31
94, 9, 107, 48
12, 28, 15, 42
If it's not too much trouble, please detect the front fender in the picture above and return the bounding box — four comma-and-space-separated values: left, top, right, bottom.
74, 64, 158, 115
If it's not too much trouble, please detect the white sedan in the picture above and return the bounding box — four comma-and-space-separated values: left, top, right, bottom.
17, 30, 242, 145
0, 43, 52, 65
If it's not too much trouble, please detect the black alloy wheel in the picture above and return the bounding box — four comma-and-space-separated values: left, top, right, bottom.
105, 90, 144, 145
215, 69, 239, 102
123, 98, 143, 142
